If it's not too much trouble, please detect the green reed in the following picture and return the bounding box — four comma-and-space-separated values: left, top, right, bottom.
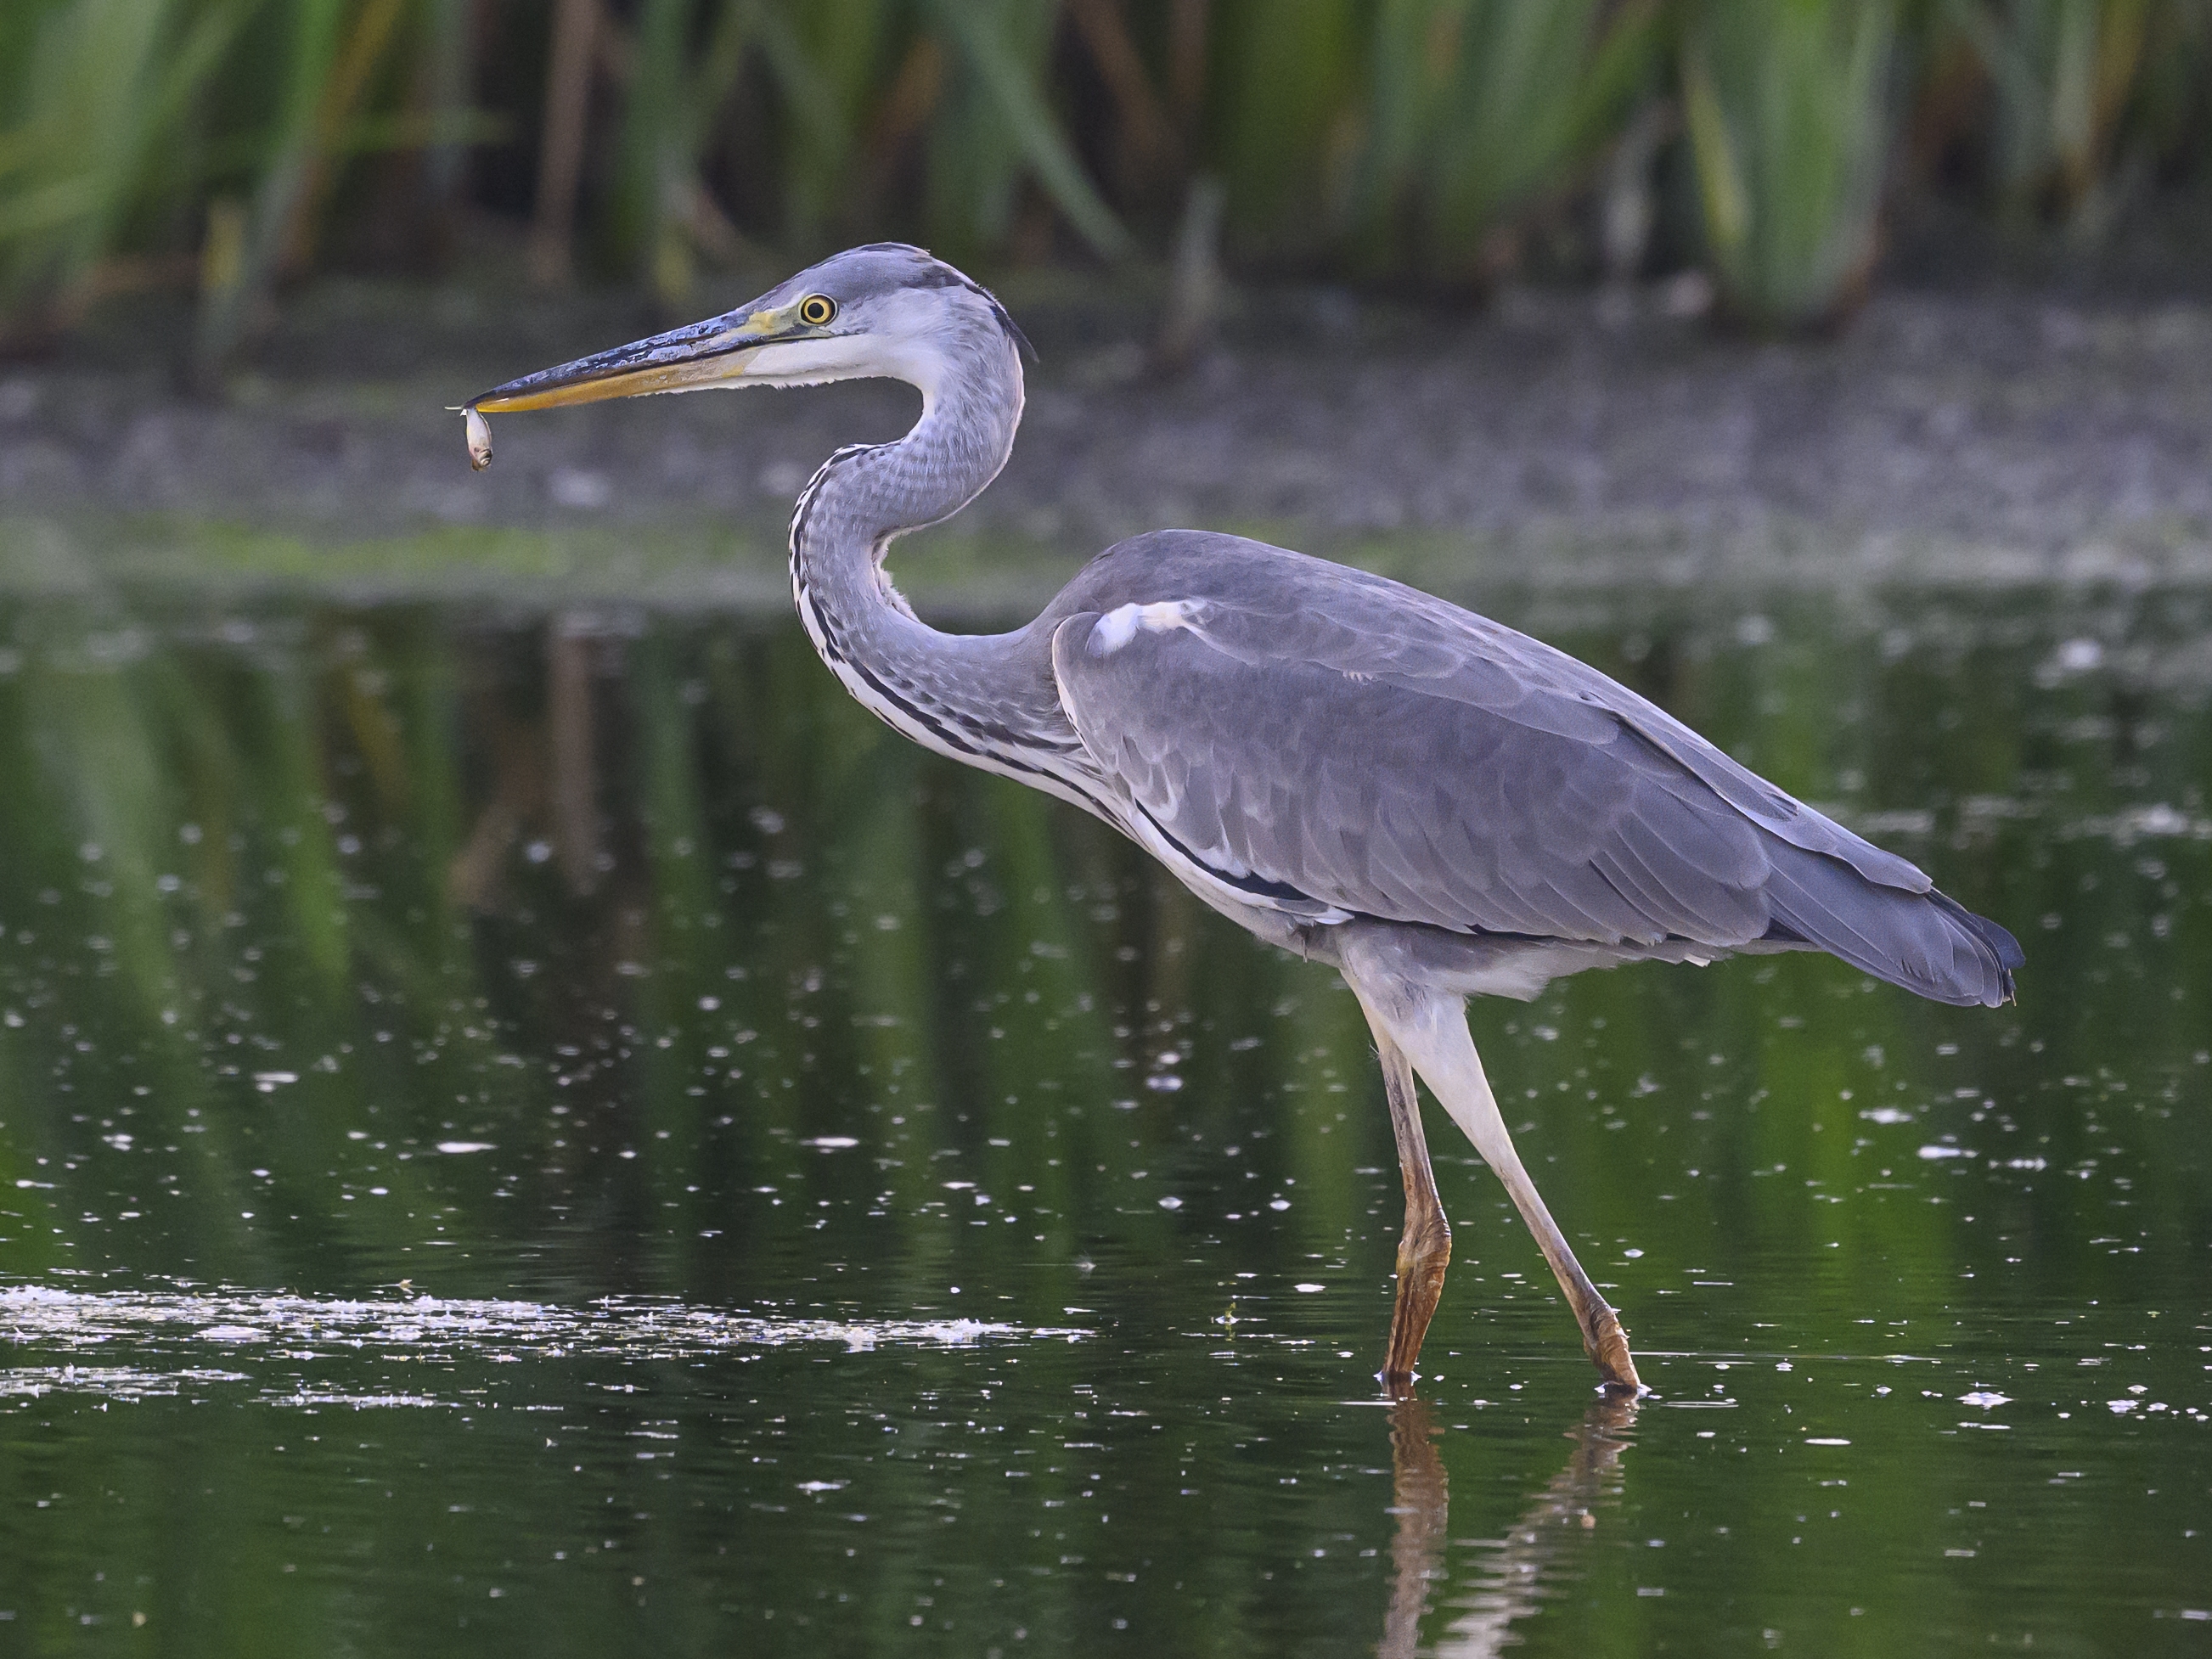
1945, 0, 2153, 222
1337, 0, 1664, 279
1680, 0, 1900, 329
0, 0, 252, 344
2, 1, 2210, 362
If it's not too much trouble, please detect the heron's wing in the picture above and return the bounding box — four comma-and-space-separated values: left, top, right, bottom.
1048, 533, 1930, 894
1052, 535, 2026, 999
1045, 552, 2018, 1004
1051, 596, 1775, 945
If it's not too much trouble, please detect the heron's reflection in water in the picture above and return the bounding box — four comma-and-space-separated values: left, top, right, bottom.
1378, 1394, 1638, 1658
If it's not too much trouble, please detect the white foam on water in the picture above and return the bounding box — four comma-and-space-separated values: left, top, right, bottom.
0, 1280, 1087, 1409
0, 1365, 251, 1402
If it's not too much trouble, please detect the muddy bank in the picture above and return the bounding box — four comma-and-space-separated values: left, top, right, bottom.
4, 275, 2212, 600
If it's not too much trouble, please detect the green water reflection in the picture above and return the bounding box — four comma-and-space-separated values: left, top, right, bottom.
0, 582, 2206, 1653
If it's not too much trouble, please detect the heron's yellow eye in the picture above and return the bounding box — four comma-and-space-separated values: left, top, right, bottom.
797, 295, 836, 327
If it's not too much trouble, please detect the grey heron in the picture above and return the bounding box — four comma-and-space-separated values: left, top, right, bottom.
463, 243, 2022, 1395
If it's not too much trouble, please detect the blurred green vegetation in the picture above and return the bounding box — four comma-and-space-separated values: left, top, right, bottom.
1680, 1, 1900, 327
3, 0, 2211, 361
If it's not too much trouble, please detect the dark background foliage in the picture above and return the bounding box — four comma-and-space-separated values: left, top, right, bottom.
5, 0, 2212, 373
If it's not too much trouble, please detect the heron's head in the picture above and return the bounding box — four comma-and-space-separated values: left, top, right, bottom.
461, 244, 1027, 466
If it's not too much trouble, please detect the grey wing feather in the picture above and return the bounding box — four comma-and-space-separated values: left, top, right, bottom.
1046, 531, 2021, 1007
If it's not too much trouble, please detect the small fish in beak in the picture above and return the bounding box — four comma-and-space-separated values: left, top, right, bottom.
464, 405, 493, 471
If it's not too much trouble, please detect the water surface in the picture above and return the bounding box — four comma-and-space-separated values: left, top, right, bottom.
0, 578, 2205, 1653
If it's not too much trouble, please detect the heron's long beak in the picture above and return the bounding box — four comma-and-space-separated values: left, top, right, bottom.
467, 306, 793, 416
459, 301, 829, 470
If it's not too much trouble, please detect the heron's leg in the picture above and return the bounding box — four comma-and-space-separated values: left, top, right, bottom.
1482, 1121, 1641, 1393
1372, 1029, 1451, 1392
1349, 972, 1641, 1393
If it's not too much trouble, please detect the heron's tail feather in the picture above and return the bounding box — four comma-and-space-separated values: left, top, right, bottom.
1763, 849, 2022, 1008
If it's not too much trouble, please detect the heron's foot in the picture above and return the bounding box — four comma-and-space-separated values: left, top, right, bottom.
1580, 1302, 1642, 1394
1381, 1234, 1451, 1395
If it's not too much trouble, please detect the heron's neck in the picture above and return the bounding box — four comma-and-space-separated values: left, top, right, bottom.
786, 326, 1083, 777
790, 332, 1022, 633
